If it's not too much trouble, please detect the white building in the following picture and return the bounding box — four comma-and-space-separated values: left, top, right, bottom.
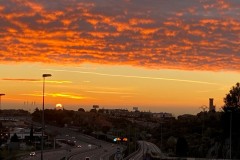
10, 128, 43, 140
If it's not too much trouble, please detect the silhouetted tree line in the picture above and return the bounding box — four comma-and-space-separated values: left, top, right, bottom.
32, 108, 75, 127
150, 82, 240, 159
221, 82, 240, 158
32, 108, 113, 134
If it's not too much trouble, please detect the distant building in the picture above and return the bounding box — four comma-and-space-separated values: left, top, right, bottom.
1, 121, 26, 128
177, 114, 195, 121
133, 107, 139, 112
152, 112, 173, 119
93, 105, 99, 109
101, 108, 135, 117
209, 98, 216, 112
9, 128, 44, 140
0, 109, 30, 117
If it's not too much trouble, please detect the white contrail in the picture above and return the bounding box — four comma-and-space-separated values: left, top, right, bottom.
43, 69, 218, 85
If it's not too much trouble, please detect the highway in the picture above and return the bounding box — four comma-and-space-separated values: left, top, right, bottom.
11, 118, 161, 160
128, 141, 164, 160
69, 144, 122, 160
20, 123, 123, 160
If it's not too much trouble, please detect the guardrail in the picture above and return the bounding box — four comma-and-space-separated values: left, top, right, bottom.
123, 143, 140, 160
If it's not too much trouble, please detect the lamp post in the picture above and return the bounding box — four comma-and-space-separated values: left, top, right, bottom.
0, 93, 5, 110
41, 74, 52, 160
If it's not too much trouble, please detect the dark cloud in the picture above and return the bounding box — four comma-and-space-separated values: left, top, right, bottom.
1, 78, 40, 81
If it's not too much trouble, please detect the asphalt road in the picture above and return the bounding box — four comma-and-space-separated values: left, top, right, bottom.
20, 123, 122, 160
129, 141, 163, 160
69, 144, 123, 160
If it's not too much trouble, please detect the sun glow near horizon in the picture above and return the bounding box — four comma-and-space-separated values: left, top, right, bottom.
55, 103, 63, 110
1, 63, 239, 115
0, 0, 239, 115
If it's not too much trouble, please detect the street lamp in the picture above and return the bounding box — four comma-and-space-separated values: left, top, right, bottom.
0, 93, 5, 110
41, 74, 52, 160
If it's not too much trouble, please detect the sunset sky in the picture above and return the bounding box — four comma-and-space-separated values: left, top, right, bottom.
0, 0, 239, 115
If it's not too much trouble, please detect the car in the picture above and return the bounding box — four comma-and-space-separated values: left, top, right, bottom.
29, 152, 36, 156
77, 145, 82, 148
85, 157, 90, 160
88, 144, 92, 149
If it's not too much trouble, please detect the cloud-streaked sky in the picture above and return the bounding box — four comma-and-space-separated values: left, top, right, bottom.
0, 0, 239, 115
0, 0, 239, 70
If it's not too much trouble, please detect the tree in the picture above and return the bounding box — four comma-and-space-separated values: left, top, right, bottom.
78, 108, 85, 112
32, 107, 41, 121
176, 137, 188, 157
167, 136, 177, 153
221, 83, 240, 159
30, 124, 33, 143
98, 109, 104, 113
10, 133, 19, 142
90, 109, 97, 113
223, 82, 240, 111
102, 125, 111, 134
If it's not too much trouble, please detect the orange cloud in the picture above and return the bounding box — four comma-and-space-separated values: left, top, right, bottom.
47, 93, 85, 99
0, 0, 239, 71
21, 92, 85, 100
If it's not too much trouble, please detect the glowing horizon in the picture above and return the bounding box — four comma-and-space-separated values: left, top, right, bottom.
0, 0, 239, 115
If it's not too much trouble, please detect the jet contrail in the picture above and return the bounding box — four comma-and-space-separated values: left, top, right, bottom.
43, 69, 218, 85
